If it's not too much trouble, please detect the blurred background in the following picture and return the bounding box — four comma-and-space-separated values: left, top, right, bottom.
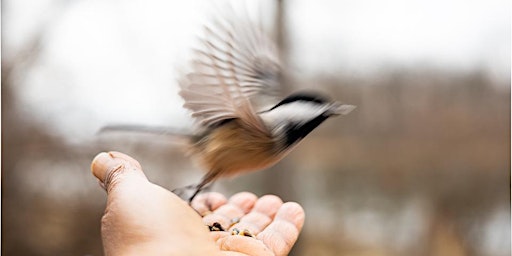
2, 0, 510, 255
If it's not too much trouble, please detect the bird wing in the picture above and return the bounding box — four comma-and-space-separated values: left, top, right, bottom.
178, 6, 281, 133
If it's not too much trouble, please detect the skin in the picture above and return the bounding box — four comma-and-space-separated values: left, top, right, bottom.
91, 151, 305, 256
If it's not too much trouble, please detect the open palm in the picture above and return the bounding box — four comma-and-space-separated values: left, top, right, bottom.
193, 192, 305, 256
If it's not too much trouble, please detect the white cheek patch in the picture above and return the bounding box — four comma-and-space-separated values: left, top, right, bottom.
259, 101, 327, 129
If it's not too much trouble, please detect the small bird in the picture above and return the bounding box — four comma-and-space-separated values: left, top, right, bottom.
102, 5, 355, 203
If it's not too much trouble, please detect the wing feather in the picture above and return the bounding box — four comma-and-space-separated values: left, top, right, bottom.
179, 4, 281, 133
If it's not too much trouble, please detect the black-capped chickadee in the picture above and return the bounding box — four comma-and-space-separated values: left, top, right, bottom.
101, 6, 355, 202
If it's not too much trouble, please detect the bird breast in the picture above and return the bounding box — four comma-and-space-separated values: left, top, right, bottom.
190, 119, 285, 178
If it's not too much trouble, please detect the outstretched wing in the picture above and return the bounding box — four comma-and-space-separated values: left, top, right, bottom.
178, 5, 281, 133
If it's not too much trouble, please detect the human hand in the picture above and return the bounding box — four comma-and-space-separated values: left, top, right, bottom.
91, 151, 305, 256
192, 192, 305, 256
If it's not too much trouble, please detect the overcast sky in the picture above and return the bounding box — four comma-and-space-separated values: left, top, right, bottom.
4, 0, 510, 141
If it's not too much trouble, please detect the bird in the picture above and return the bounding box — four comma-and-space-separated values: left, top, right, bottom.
101, 4, 356, 203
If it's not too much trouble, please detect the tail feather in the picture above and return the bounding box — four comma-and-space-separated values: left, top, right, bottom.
99, 124, 188, 135
98, 124, 193, 145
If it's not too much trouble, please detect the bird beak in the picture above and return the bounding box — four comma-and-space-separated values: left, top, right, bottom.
328, 102, 356, 116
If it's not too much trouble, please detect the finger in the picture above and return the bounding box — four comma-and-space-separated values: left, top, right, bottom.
191, 192, 228, 216
209, 230, 230, 242
230, 194, 283, 235
216, 235, 274, 256
228, 192, 258, 213
202, 192, 258, 229
91, 151, 219, 255
257, 202, 305, 256
91, 151, 146, 192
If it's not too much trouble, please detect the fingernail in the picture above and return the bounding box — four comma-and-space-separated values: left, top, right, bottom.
105, 151, 142, 169
91, 152, 122, 183
91, 151, 147, 192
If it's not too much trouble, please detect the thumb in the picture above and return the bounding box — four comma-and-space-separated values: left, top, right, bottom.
91, 151, 147, 192
90, 151, 219, 255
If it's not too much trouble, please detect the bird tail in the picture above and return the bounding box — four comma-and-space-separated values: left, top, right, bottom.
98, 124, 193, 146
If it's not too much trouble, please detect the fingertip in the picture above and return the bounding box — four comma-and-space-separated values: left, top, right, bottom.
192, 192, 228, 215
275, 202, 305, 231
90, 151, 145, 191
106, 151, 142, 169
217, 234, 273, 255
252, 195, 284, 217
256, 201, 304, 256
91, 152, 115, 182
259, 195, 284, 205
229, 192, 258, 213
